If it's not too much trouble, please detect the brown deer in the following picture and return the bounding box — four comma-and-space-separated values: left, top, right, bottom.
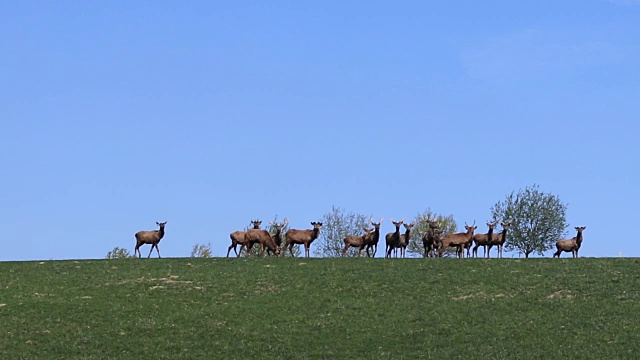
244, 220, 281, 257
342, 228, 374, 257
227, 220, 262, 257
134, 221, 167, 258
267, 219, 288, 256
284, 222, 323, 258
487, 220, 512, 258
385, 219, 404, 258
397, 222, 414, 258
360, 218, 384, 257
438, 221, 476, 258
471, 220, 498, 258
553, 226, 586, 258
422, 218, 442, 258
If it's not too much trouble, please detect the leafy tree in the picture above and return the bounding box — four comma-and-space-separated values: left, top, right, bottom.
314, 206, 371, 257
106, 247, 134, 259
490, 184, 568, 258
190, 243, 214, 258
407, 209, 458, 258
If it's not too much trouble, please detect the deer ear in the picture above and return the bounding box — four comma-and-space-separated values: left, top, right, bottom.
156, 222, 160, 225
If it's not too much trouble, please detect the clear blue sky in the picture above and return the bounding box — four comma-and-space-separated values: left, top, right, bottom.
2, 1, 638, 261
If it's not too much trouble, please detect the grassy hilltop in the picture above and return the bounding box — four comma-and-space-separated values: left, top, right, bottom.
1, 257, 639, 359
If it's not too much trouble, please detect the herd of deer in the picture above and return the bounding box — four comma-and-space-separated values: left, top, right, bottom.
132, 220, 587, 259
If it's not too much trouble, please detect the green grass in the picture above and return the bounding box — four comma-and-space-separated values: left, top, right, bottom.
1, 257, 639, 359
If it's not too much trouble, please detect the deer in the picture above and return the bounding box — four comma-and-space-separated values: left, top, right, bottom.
134, 221, 167, 258
487, 220, 512, 258
267, 219, 288, 256
396, 222, 414, 258
422, 218, 442, 258
385, 219, 404, 258
471, 220, 498, 258
360, 218, 384, 257
342, 228, 374, 257
284, 222, 323, 258
244, 220, 281, 257
227, 220, 262, 257
553, 226, 586, 258
438, 221, 476, 258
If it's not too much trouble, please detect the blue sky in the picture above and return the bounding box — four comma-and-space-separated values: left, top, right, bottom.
1, 1, 638, 261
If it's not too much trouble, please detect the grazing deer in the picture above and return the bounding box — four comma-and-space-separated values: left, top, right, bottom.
438, 221, 476, 258
422, 218, 442, 258
284, 222, 323, 258
342, 228, 374, 257
472, 220, 498, 258
134, 221, 167, 258
397, 222, 414, 258
487, 220, 511, 258
244, 220, 281, 257
267, 219, 288, 256
227, 220, 262, 257
360, 218, 384, 257
553, 226, 586, 258
385, 219, 404, 258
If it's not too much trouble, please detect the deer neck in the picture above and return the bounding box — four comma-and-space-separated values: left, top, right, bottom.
487, 227, 494, 240
404, 228, 412, 240
500, 228, 507, 243
312, 228, 320, 240
576, 231, 583, 245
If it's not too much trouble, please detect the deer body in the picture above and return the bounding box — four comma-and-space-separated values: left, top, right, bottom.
361, 218, 383, 257
438, 222, 476, 258
422, 220, 442, 258
134, 222, 167, 258
342, 228, 373, 257
397, 223, 414, 258
385, 219, 404, 258
487, 221, 511, 258
245, 228, 281, 257
284, 222, 323, 258
472, 221, 498, 258
227, 220, 262, 257
553, 226, 586, 258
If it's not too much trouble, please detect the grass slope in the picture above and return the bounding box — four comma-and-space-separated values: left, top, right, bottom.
1, 257, 639, 359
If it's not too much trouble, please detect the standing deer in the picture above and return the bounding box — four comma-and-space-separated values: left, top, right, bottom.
244, 220, 281, 257
397, 222, 414, 258
284, 222, 323, 258
422, 218, 442, 258
267, 219, 288, 256
385, 219, 404, 258
134, 221, 167, 258
342, 228, 374, 257
553, 226, 586, 258
438, 221, 476, 258
487, 220, 511, 258
360, 218, 384, 257
227, 220, 262, 257
472, 220, 498, 258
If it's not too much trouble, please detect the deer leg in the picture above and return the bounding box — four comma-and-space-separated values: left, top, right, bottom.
304, 243, 310, 258
147, 244, 154, 258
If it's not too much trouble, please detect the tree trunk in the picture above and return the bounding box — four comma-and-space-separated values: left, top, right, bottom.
525, 251, 531, 258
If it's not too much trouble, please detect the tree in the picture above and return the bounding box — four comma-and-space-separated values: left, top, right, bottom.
490, 184, 568, 258
191, 243, 214, 258
314, 206, 371, 257
407, 209, 458, 258
106, 247, 134, 259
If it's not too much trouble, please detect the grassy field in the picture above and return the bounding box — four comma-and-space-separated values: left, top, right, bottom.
1, 257, 639, 359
